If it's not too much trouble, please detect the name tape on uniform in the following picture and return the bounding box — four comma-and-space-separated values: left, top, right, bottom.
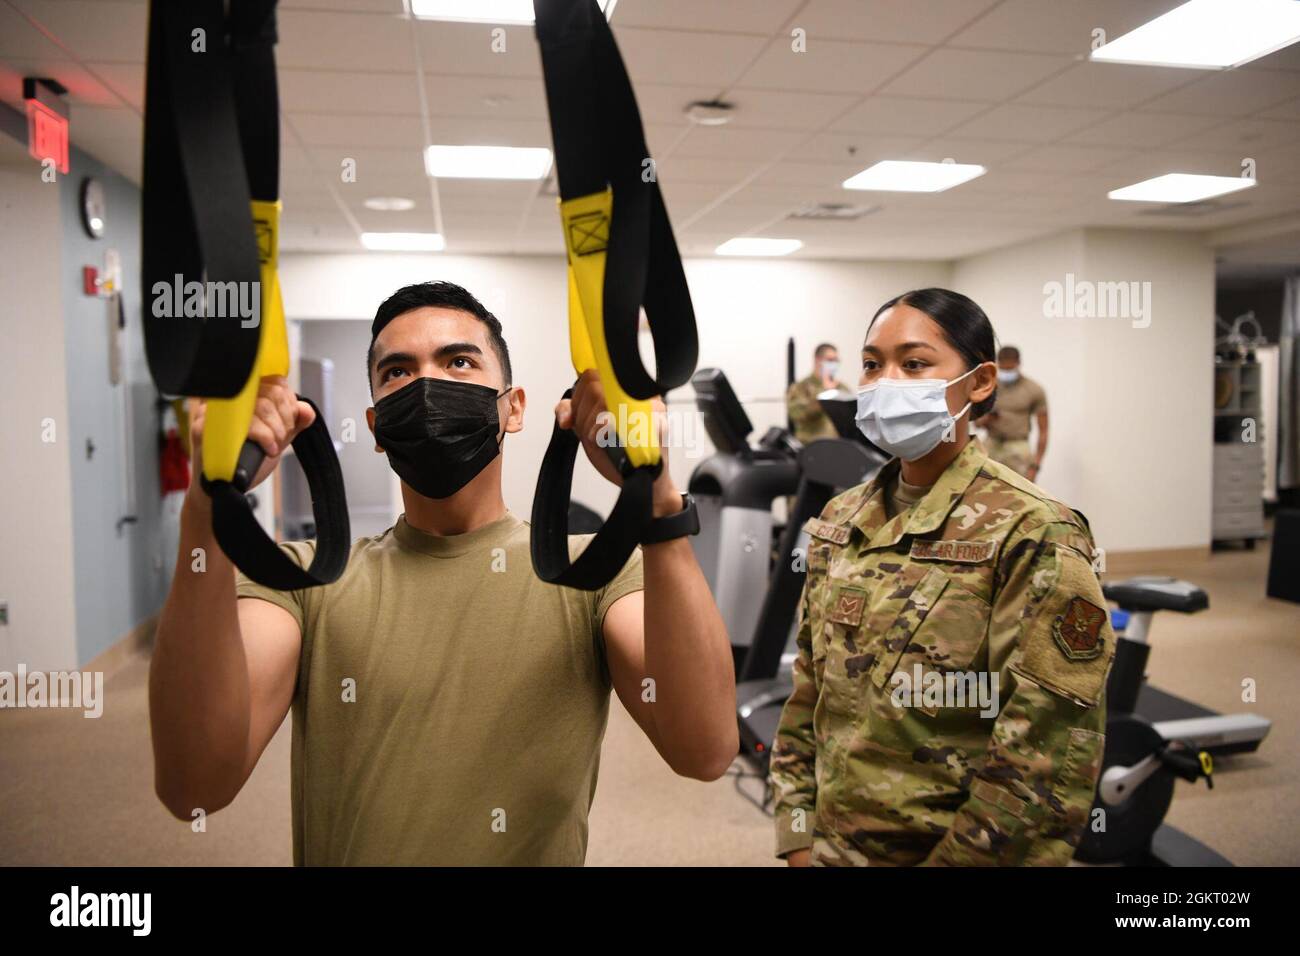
909, 538, 996, 564
803, 518, 850, 545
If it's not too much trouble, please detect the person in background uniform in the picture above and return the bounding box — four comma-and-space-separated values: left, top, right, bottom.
976, 345, 1048, 481
770, 288, 1114, 867
785, 343, 851, 443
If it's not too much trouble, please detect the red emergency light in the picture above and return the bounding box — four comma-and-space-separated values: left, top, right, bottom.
23, 77, 70, 175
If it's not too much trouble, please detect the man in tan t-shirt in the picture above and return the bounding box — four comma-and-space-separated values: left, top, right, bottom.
976, 345, 1049, 481
148, 280, 737, 865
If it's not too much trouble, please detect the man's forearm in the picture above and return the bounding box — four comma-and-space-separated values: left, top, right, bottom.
639, 490, 738, 780
149, 491, 253, 817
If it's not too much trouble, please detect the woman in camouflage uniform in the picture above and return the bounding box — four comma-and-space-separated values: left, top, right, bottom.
770, 288, 1115, 866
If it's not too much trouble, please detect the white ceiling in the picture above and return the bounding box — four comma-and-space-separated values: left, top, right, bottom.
3, 0, 1300, 263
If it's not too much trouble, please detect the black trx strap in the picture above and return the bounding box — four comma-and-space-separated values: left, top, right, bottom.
142, 0, 350, 590
529, 0, 699, 591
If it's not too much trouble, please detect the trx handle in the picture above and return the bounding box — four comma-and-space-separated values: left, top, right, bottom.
206, 396, 351, 590
535, 0, 698, 402
530, 390, 657, 590
142, 0, 350, 589
529, 0, 699, 590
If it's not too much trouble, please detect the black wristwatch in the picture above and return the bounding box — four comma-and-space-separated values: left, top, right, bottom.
641, 493, 700, 545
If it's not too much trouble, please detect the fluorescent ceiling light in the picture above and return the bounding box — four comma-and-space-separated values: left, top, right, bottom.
411, 0, 618, 25
842, 160, 985, 193
1108, 173, 1257, 203
1090, 0, 1300, 69
364, 196, 415, 212
361, 232, 446, 251
715, 238, 803, 257
425, 144, 553, 180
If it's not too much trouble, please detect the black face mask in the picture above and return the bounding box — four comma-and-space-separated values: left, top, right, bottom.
372, 377, 508, 499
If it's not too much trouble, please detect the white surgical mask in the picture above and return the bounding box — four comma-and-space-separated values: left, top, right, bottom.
997, 369, 1020, 384
855, 366, 978, 461
822, 360, 840, 379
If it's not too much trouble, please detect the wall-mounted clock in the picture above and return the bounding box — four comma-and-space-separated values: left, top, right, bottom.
80, 177, 105, 239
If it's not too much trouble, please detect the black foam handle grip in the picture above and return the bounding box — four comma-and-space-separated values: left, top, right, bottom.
232, 439, 266, 493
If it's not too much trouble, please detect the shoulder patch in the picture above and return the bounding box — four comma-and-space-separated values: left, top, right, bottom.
1052, 597, 1106, 660
910, 538, 996, 563
803, 518, 850, 545
1011, 548, 1114, 708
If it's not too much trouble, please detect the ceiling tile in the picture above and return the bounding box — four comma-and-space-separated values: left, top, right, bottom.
881, 47, 1073, 101
1001, 143, 1139, 173
740, 38, 928, 94
1060, 111, 1228, 148
712, 87, 860, 131
1164, 117, 1300, 154
786, 132, 925, 165
613, 0, 802, 34
10, 1, 146, 62
1139, 69, 1300, 116
279, 10, 415, 73
1016, 61, 1194, 109
948, 0, 1183, 55
946, 103, 1111, 142
414, 20, 540, 76
829, 96, 988, 135
615, 27, 771, 86
281, 69, 421, 116
81, 60, 143, 110
798, 0, 1002, 44
673, 126, 805, 160
422, 75, 547, 119
290, 112, 426, 149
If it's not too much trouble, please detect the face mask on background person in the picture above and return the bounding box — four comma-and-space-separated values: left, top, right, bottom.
855, 366, 979, 461
997, 368, 1020, 384
373, 376, 509, 499
822, 359, 840, 380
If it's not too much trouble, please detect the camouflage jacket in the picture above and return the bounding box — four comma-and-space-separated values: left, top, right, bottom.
769, 439, 1115, 866
786, 374, 849, 443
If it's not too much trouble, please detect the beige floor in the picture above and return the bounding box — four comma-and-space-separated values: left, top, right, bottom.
1, 545, 1296, 866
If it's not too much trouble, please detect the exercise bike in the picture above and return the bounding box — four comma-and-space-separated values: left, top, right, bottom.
1075, 576, 1270, 866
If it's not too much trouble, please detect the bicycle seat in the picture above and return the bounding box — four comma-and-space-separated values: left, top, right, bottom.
1103, 576, 1208, 614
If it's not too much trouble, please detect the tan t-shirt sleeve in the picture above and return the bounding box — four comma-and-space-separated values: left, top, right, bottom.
1028, 380, 1048, 416
593, 543, 645, 629
233, 539, 318, 634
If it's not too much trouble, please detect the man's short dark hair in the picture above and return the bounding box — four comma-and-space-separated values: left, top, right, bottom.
367, 281, 513, 394
814, 342, 837, 359
998, 345, 1020, 363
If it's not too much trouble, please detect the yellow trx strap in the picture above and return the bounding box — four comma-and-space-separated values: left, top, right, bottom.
560, 189, 658, 469
202, 199, 288, 482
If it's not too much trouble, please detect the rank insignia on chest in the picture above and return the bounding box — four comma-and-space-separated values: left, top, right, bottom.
909, 538, 995, 563
828, 585, 867, 626
1052, 597, 1107, 661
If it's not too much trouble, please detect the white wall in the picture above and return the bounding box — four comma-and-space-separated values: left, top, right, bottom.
954, 231, 1090, 503
278, 253, 951, 520
0, 167, 79, 671
1080, 229, 1215, 553
954, 228, 1215, 553
280, 239, 1214, 554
